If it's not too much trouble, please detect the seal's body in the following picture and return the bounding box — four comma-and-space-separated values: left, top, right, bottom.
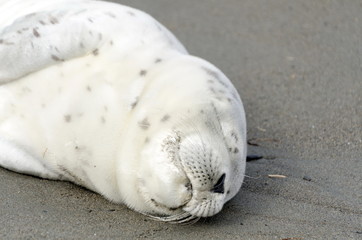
0, 0, 246, 223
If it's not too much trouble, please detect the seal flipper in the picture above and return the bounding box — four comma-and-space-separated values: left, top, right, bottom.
0, 8, 107, 84
0, 0, 189, 84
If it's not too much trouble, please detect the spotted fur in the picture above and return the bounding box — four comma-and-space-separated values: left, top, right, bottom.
0, 0, 246, 223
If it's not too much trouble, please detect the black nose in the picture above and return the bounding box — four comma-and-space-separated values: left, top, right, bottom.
211, 173, 225, 194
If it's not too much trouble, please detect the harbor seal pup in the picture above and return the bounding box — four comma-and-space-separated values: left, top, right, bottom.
0, 0, 246, 223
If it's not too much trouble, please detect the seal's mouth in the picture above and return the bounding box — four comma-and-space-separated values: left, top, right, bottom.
143, 187, 224, 224
144, 192, 224, 224
138, 174, 196, 224
140, 180, 201, 224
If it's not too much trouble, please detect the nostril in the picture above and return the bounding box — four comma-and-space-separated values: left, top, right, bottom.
211, 173, 225, 194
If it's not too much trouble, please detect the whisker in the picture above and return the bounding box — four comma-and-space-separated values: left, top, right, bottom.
243, 174, 261, 179
203, 201, 211, 217
195, 203, 206, 217
144, 211, 191, 223
169, 214, 195, 224
178, 216, 200, 225
187, 204, 201, 216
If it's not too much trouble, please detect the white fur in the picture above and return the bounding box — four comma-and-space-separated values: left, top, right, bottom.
0, 0, 246, 222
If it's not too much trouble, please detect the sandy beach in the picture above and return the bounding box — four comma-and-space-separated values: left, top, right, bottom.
0, 0, 361, 239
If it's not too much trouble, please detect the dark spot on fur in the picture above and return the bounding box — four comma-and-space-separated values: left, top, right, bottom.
88, 18, 93, 23
203, 67, 218, 79
105, 12, 116, 18
79, 42, 85, 48
49, 16, 59, 24
231, 132, 238, 142
33, 28, 40, 37
203, 67, 229, 88
155, 58, 162, 63
130, 101, 138, 109
51, 54, 64, 62
127, 11, 135, 16
92, 49, 99, 56
64, 115, 72, 123
101, 116, 106, 124
140, 70, 147, 76
138, 118, 150, 130
211, 103, 222, 130
131, 97, 139, 109
234, 148, 239, 154
109, 40, 113, 45
145, 137, 150, 144
39, 20, 46, 25
86, 86, 92, 92
161, 115, 170, 122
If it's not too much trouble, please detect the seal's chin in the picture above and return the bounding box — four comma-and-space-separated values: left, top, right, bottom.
139, 179, 226, 224
138, 183, 198, 224
137, 164, 227, 223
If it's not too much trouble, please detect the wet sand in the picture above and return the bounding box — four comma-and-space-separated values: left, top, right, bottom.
1, 0, 361, 239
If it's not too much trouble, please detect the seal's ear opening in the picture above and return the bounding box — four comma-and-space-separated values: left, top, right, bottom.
211, 173, 225, 194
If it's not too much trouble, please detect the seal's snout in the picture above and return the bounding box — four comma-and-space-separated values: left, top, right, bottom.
211, 173, 225, 194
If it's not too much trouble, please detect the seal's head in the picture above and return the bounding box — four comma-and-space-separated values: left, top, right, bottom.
137, 102, 246, 223
119, 56, 246, 223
